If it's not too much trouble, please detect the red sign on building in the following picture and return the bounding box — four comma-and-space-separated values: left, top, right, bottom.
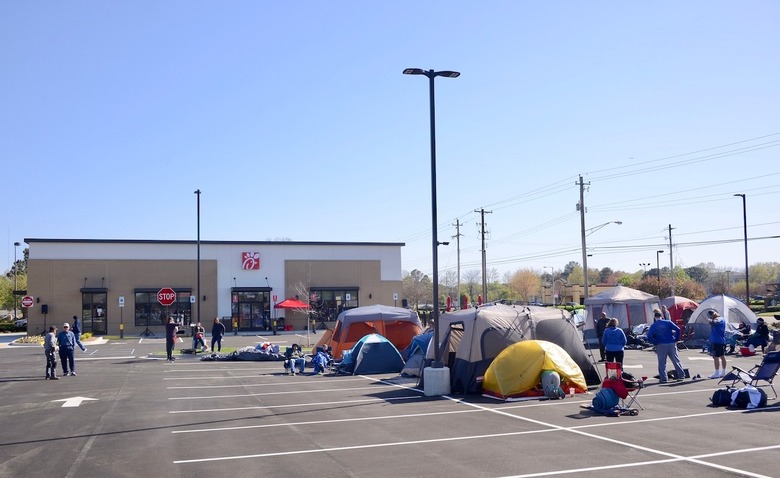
242, 252, 261, 270
157, 288, 177, 307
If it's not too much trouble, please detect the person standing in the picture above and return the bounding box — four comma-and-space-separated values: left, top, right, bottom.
596, 312, 610, 362
602, 318, 627, 364
71, 315, 87, 352
57, 323, 77, 376
44, 326, 59, 380
661, 305, 672, 322
211, 317, 225, 352
647, 309, 685, 383
707, 310, 727, 378
165, 316, 178, 362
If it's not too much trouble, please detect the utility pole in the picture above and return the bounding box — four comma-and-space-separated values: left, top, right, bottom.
577, 175, 590, 299
452, 219, 462, 308
475, 208, 492, 303
668, 224, 675, 297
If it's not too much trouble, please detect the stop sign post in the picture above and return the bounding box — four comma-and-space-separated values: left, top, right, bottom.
157, 288, 177, 307
21, 295, 34, 308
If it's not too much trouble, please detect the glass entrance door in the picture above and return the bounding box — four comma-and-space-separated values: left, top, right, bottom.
231, 289, 271, 331
82, 292, 108, 335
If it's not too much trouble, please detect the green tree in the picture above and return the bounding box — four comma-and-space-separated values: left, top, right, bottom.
562, 261, 579, 280
402, 269, 432, 309
567, 265, 584, 285
507, 268, 541, 302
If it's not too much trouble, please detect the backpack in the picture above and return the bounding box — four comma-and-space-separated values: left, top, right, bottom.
731, 387, 767, 409
591, 388, 619, 412
710, 388, 733, 406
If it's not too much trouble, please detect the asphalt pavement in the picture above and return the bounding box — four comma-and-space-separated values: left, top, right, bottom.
0, 333, 778, 478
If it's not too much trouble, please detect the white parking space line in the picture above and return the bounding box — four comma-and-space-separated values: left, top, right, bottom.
168, 385, 398, 400
167, 377, 368, 389
169, 395, 423, 414
163, 374, 287, 380
445, 390, 771, 478
501, 444, 780, 478
77, 356, 137, 361
163, 367, 280, 372
172, 408, 482, 434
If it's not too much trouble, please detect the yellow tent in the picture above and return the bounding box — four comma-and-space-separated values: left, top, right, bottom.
482, 340, 587, 400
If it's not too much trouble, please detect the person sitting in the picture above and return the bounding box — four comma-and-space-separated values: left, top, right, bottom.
737, 321, 752, 340
745, 318, 770, 354
284, 344, 306, 375
311, 346, 331, 375
192, 322, 208, 352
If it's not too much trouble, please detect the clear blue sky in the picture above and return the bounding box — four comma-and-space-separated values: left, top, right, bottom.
2, 2, 779, 281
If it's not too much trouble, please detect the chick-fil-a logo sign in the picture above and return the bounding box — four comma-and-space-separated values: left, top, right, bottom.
241, 252, 261, 270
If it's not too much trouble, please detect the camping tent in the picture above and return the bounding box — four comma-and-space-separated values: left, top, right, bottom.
685, 294, 759, 347
324, 305, 422, 359
335, 333, 405, 375
427, 303, 599, 394
659, 296, 699, 328
400, 330, 433, 377
584, 285, 661, 331
482, 340, 588, 400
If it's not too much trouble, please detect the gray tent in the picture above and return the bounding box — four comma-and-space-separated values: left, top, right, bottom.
427, 304, 599, 394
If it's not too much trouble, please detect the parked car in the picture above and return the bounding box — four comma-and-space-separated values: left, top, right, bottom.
15, 319, 27, 327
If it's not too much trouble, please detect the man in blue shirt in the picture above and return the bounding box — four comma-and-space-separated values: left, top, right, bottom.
707, 310, 727, 378
56, 323, 77, 376
647, 309, 685, 383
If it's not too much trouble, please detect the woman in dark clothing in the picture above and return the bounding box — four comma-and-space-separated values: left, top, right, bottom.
211, 317, 226, 352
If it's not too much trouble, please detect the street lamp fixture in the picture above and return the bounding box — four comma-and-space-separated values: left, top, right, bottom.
640, 263, 650, 276
403, 67, 460, 369
734, 194, 749, 303
581, 221, 621, 299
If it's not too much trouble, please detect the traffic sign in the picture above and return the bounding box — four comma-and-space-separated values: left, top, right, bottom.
21, 295, 34, 308
157, 288, 176, 307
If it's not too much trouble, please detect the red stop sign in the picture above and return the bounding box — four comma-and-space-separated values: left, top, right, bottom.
21, 295, 34, 307
157, 288, 177, 307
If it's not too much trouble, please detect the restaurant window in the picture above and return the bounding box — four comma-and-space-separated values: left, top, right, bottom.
134, 289, 192, 327
310, 287, 359, 322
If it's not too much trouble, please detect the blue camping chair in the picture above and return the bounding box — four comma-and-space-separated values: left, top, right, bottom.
719, 351, 780, 399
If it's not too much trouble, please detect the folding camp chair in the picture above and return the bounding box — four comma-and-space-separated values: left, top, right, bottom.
719, 351, 780, 399
602, 361, 645, 410
677, 326, 694, 350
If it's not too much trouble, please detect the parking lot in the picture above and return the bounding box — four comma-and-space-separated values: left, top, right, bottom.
0, 333, 778, 478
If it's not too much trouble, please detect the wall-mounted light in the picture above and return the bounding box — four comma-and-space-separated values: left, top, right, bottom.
369, 293, 372, 299
203, 295, 207, 301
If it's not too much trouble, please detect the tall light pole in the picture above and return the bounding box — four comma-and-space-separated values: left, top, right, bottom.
656, 250, 664, 293
403, 67, 459, 369
195, 189, 201, 326
640, 263, 650, 276
734, 193, 749, 303
13, 241, 20, 320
